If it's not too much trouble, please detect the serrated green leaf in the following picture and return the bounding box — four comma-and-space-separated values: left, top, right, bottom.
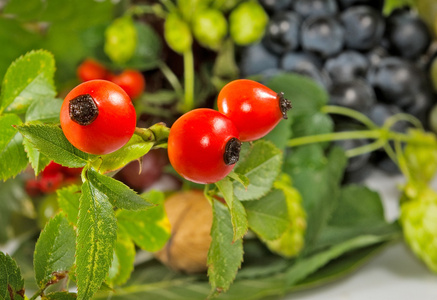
0, 50, 56, 114
91, 134, 153, 174
285, 145, 347, 253
233, 140, 282, 201
25, 98, 62, 123
33, 213, 76, 288
23, 138, 51, 176
16, 123, 92, 168
57, 184, 81, 226
76, 181, 117, 300
0, 114, 28, 180
87, 169, 153, 211
207, 200, 244, 295
243, 189, 289, 241
117, 191, 170, 252
216, 178, 248, 241
0, 252, 25, 300
107, 228, 135, 286
42, 292, 77, 300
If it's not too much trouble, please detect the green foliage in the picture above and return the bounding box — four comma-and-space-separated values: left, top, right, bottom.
0, 50, 56, 114
25, 98, 62, 124
208, 200, 244, 296
33, 213, 76, 288
0, 114, 28, 180
76, 181, 117, 300
233, 140, 283, 201
0, 252, 25, 300
117, 191, 170, 252
243, 189, 289, 241
91, 135, 153, 174
383, 0, 416, 15
42, 292, 77, 300
285, 145, 347, 253
87, 169, 153, 211
57, 185, 81, 226
108, 229, 136, 286
16, 124, 93, 168
215, 177, 248, 241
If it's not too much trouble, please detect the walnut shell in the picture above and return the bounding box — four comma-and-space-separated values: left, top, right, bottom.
154, 190, 212, 273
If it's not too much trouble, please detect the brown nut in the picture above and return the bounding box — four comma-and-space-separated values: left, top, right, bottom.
154, 190, 212, 273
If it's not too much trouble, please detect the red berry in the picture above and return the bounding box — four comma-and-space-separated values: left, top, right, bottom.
217, 79, 291, 141
107, 69, 146, 100
60, 80, 137, 155
41, 161, 63, 176
77, 59, 108, 82
168, 108, 241, 184
39, 172, 64, 193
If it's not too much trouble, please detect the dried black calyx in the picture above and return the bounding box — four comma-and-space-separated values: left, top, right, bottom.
69, 94, 99, 126
278, 92, 292, 119
224, 138, 241, 166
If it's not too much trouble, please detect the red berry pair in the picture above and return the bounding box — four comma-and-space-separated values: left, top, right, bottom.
77, 58, 145, 100
168, 79, 291, 184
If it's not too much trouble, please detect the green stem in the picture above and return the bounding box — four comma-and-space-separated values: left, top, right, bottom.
158, 62, 184, 96
345, 139, 386, 157
182, 48, 195, 112
321, 105, 378, 129
29, 287, 45, 300
134, 127, 155, 142
287, 130, 382, 148
384, 113, 424, 130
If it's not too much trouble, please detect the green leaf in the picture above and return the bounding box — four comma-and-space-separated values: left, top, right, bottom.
284, 235, 395, 287
57, 184, 81, 226
87, 169, 153, 210
292, 111, 333, 142
314, 185, 401, 250
117, 191, 170, 252
76, 181, 117, 300
16, 123, 93, 168
42, 292, 77, 300
1, 50, 56, 114
3, 0, 44, 21
107, 228, 136, 286
215, 178, 248, 241
91, 134, 153, 174
33, 213, 76, 288
0, 114, 28, 180
285, 145, 347, 253
243, 189, 289, 241
263, 116, 293, 151
23, 138, 51, 176
25, 98, 62, 123
207, 200, 244, 295
0, 252, 25, 300
233, 140, 283, 201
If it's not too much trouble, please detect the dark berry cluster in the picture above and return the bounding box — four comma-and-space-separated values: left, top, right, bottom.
240, 0, 435, 180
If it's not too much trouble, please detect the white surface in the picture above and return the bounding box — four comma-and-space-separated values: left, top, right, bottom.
286, 169, 437, 300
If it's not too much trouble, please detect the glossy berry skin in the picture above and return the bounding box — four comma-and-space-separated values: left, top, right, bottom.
168, 108, 240, 184
263, 11, 302, 55
324, 50, 369, 82
293, 0, 338, 19
60, 80, 136, 155
77, 59, 108, 82
107, 69, 145, 100
300, 15, 345, 58
385, 8, 431, 60
340, 5, 385, 51
217, 79, 290, 142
